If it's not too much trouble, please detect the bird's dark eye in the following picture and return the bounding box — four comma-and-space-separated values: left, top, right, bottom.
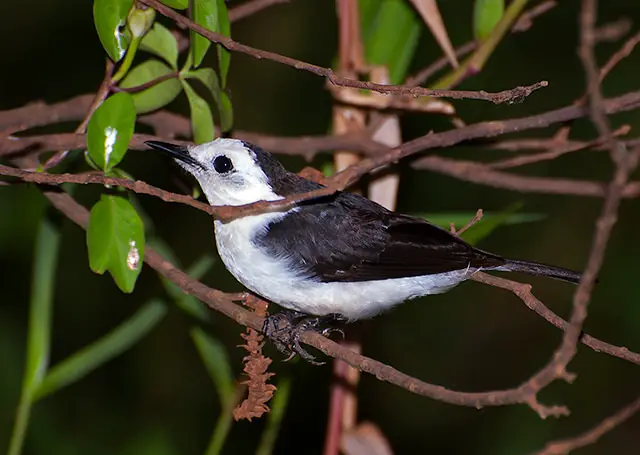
213, 155, 234, 174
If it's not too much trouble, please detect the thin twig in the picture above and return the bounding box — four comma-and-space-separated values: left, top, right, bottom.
486, 125, 630, 170
531, 396, 640, 455
112, 71, 179, 93
139, 0, 547, 104
42, 60, 114, 169
450, 209, 484, 236
228, 0, 289, 22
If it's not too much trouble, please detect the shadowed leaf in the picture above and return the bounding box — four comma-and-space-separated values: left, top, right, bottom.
159, 0, 188, 9
359, 0, 421, 84
182, 80, 215, 143
140, 22, 179, 68
191, 328, 234, 407
256, 376, 292, 455
216, 0, 231, 87
416, 205, 545, 245
474, 0, 505, 41
33, 300, 166, 400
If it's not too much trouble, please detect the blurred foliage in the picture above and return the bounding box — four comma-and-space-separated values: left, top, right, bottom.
1, 1, 640, 455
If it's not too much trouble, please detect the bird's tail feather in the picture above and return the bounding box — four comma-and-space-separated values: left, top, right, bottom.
499, 259, 582, 284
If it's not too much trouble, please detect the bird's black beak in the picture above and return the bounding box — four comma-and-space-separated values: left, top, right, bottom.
145, 141, 203, 170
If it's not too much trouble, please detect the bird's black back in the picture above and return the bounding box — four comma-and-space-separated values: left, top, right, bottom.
244, 142, 506, 282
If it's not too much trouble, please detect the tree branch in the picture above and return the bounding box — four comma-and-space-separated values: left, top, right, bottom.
531, 395, 640, 455
5, 186, 627, 419
138, 0, 547, 104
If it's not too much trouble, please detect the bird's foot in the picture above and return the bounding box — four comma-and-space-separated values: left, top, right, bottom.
263, 310, 346, 365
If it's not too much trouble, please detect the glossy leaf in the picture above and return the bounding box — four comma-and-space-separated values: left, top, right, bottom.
86, 92, 136, 171
216, 0, 231, 87
120, 60, 182, 114
93, 0, 134, 61
473, 0, 505, 41
182, 80, 215, 143
184, 68, 233, 131
159, 0, 188, 9
191, 328, 234, 406
191, 0, 221, 68
359, 0, 421, 84
33, 300, 166, 400
140, 22, 179, 68
87, 195, 145, 293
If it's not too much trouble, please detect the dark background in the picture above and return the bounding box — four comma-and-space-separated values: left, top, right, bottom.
1, 1, 639, 454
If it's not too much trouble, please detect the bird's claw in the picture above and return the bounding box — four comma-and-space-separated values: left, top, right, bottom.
263, 310, 346, 364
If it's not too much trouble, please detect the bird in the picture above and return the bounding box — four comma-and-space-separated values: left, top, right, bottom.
146, 138, 582, 360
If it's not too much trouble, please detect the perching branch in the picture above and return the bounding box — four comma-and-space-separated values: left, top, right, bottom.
20, 186, 636, 420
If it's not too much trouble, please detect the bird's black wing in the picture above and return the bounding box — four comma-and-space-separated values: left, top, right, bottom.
254, 191, 505, 283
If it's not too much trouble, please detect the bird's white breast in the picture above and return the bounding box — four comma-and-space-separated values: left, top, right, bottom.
213, 214, 475, 320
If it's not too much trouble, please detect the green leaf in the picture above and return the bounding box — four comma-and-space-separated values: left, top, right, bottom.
184, 68, 233, 131
33, 300, 166, 401
86, 92, 136, 171
256, 376, 292, 455
190, 328, 234, 407
473, 0, 505, 41
182, 80, 215, 143
191, 0, 222, 68
159, 0, 188, 9
140, 22, 179, 69
218, 91, 233, 132
93, 0, 134, 61
416, 205, 546, 246
120, 60, 182, 114
87, 195, 145, 293
359, 0, 421, 84
216, 0, 231, 87
184, 68, 221, 97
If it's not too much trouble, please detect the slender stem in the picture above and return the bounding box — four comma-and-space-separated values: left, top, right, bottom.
7, 216, 60, 455
111, 36, 141, 84
113, 71, 180, 93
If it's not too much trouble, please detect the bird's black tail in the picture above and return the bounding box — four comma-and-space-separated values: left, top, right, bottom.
500, 259, 582, 284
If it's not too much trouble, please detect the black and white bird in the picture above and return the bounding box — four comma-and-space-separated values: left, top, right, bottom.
146, 139, 581, 359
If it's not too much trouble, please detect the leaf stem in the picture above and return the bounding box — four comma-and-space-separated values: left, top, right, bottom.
112, 36, 142, 84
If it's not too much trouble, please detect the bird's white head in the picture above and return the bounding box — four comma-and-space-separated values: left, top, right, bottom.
146, 138, 284, 207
